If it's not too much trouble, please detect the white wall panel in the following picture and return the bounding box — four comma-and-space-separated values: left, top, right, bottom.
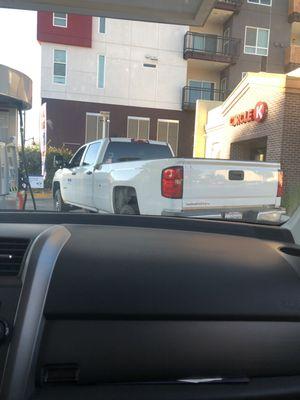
41, 17, 188, 110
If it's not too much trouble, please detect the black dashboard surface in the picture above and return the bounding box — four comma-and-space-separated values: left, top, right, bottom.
46, 223, 298, 320
0, 211, 294, 243
0, 212, 300, 400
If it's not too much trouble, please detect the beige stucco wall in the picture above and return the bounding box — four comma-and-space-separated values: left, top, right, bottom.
187, 63, 220, 89
193, 100, 222, 158
190, 21, 223, 36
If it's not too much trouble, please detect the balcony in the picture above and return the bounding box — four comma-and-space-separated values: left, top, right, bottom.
215, 0, 243, 13
183, 32, 241, 64
182, 86, 227, 111
285, 44, 300, 72
288, 0, 300, 23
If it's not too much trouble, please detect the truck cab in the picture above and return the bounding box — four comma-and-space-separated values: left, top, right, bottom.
53, 138, 173, 213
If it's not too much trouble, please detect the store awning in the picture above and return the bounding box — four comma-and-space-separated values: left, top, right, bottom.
0, 0, 215, 26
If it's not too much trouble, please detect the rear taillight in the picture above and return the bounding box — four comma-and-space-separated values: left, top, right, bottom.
277, 170, 284, 197
161, 166, 183, 199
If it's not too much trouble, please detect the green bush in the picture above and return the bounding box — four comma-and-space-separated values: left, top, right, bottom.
282, 185, 300, 216
19, 145, 73, 189
44, 146, 73, 189
18, 144, 41, 177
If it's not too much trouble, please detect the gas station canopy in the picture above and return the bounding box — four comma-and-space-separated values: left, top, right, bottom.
0, 0, 216, 26
0, 65, 32, 111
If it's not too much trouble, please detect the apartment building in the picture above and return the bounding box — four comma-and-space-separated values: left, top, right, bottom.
37, 12, 196, 156
187, 0, 297, 157
38, 1, 298, 158
188, 0, 291, 98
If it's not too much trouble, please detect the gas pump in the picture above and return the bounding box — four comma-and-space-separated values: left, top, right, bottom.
0, 140, 19, 209
0, 65, 32, 210
0, 142, 7, 196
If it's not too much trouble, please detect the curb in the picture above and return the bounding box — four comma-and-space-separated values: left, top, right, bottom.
32, 192, 52, 199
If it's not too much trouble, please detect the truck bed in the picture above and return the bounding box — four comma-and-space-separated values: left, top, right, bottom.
179, 158, 281, 212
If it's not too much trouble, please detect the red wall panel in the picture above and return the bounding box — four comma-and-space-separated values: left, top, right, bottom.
37, 11, 92, 48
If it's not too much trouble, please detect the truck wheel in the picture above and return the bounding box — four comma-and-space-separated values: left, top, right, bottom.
54, 189, 69, 212
119, 204, 137, 215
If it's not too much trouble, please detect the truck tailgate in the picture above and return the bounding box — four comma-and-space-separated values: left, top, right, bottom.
182, 159, 280, 210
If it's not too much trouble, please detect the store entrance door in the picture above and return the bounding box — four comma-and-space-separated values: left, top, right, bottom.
230, 137, 267, 162
250, 147, 266, 162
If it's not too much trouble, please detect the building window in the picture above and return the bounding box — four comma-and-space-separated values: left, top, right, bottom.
220, 77, 227, 101
97, 55, 105, 89
53, 12, 68, 27
127, 117, 150, 140
53, 49, 66, 85
99, 17, 106, 33
244, 26, 270, 56
157, 120, 179, 156
189, 80, 215, 103
85, 113, 109, 143
223, 26, 231, 55
248, 0, 272, 6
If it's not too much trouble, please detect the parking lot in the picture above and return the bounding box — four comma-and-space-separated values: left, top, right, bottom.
25, 196, 84, 213
25, 197, 54, 211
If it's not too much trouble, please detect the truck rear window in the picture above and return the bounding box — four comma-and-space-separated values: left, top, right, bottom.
103, 142, 173, 164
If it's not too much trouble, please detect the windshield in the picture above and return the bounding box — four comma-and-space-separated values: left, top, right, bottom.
0, 1, 299, 225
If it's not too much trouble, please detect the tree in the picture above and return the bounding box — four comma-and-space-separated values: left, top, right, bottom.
18, 145, 73, 189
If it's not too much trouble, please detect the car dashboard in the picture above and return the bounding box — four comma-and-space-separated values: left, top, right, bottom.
0, 212, 299, 400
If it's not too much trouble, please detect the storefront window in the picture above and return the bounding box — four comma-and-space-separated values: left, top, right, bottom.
250, 148, 266, 162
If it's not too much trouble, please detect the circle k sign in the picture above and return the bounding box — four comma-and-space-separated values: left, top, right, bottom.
230, 102, 268, 127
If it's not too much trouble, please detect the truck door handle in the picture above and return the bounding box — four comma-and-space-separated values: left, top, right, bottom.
229, 170, 244, 181
71, 172, 76, 175
86, 171, 93, 175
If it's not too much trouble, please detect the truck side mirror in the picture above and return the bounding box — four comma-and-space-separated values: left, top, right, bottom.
54, 155, 64, 168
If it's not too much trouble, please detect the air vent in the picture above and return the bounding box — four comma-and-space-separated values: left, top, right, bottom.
0, 238, 30, 276
280, 247, 300, 258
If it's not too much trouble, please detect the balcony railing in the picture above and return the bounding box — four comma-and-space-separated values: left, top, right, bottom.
215, 0, 243, 12
182, 86, 228, 110
183, 32, 241, 63
288, 0, 300, 23
285, 44, 300, 72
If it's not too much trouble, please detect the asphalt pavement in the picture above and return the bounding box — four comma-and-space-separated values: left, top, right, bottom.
25, 196, 83, 213
25, 197, 54, 211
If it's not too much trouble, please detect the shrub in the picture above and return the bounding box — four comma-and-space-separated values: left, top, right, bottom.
18, 144, 41, 177
44, 146, 73, 189
19, 145, 73, 189
282, 185, 300, 216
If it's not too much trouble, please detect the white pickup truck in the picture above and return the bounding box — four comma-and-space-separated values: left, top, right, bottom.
53, 138, 283, 220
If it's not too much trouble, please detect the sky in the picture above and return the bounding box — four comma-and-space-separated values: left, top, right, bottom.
0, 9, 41, 142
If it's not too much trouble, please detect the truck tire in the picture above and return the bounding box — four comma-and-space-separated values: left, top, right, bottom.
54, 189, 70, 212
119, 204, 137, 215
